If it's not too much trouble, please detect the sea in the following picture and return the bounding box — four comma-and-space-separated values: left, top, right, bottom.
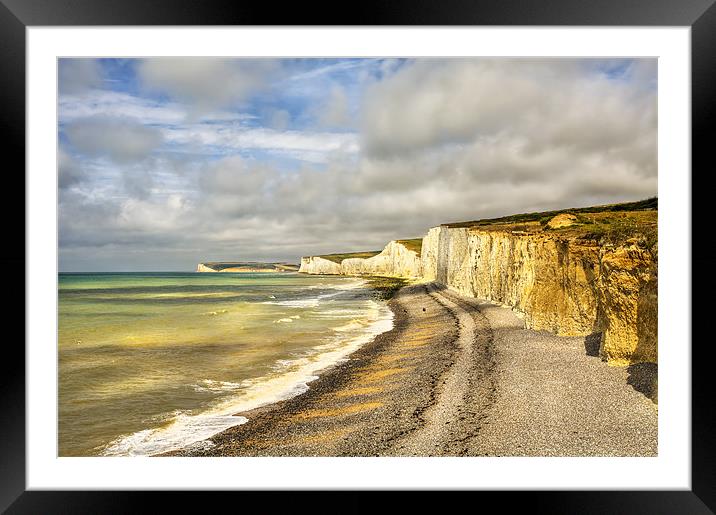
58, 272, 393, 456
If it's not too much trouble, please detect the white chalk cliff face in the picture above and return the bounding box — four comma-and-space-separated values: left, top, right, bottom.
299, 241, 422, 278
301, 224, 657, 366
298, 256, 343, 275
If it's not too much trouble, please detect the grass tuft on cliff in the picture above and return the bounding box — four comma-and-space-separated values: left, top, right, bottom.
318, 251, 382, 264
395, 238, 423, 254
575, 211, 658, 253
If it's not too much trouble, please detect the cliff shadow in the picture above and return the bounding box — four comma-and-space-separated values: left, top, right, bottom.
582, 257, 607, 360
634, 273, 658, 363
583, 332, 602, 357
629, 271, 657, 404
627, 362, 658, 404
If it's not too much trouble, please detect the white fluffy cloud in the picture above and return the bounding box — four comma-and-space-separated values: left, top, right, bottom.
137, 58, 279, 114
353, 58, 656, 213
361, 59, 656, 160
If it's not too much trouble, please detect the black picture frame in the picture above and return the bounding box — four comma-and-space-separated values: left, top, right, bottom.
3, 0, 712, 512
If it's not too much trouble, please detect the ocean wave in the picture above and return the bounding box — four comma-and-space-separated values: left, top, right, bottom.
100, 302, 394, 457
264, 278, 368, 308
202, 309, 229, 316
333, 318, 370, 333
273, 315, 301, 324
190, 379, 245, 393
101, 411, 249, 457
306, 278, 367, 291
263, 291, 341, 308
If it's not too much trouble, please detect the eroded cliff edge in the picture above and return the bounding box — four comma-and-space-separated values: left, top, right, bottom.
299, 200, 657, 367
421, 224, 656, 365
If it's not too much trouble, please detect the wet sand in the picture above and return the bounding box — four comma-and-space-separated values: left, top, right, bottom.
165, 282, 657, 457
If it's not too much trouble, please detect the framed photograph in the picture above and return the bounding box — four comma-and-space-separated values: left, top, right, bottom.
5, 0, 712, 511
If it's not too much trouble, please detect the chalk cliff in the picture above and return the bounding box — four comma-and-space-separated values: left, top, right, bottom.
299, 240, 422, 278
298, 256, 344, 275
420, 225, 657, 365
197, 262, 300, 273
299, 200, 657, 367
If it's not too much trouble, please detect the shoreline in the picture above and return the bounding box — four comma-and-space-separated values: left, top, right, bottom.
163, 281, 657, 457
100, 274, 399, 457
162, 281, 460, 456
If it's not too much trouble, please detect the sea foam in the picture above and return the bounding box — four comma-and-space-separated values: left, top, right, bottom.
101, 300, 394, 457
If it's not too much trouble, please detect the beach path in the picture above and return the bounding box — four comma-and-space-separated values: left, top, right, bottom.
385, 283, 496, 455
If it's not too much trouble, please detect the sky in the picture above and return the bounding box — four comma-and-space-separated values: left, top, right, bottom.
58, 58, 657, 271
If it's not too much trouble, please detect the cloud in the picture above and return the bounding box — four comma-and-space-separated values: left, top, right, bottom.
60, 90, 186, 125
162, 125, 359, 162
58, 58, 658, 271
137, 58, 279, 114
59, 59, 103, 95
64, 116, 163, 163
117, 194, 193, 232
361, 58, 656, 160
352, 57, 656, 217
317, 86, 351, 128
59, 90, 253, 125
58, 148, 85, 189
267, 109, 291, 130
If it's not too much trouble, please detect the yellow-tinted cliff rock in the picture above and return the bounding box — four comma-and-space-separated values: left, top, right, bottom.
597, 243, 658, 365
421, 224, 657, 365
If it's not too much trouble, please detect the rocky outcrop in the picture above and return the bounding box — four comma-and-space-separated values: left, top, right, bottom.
197, 263, 218, 272
597, 244, 657, 365
421, 225, 657, 365
299, 241, 422, 278
547, 213, 578, 229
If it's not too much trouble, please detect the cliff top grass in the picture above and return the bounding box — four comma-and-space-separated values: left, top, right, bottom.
446, 197, 658, 252
395, 238, 423, 254
318, 251, 382, 264
318, 238, 422, 264
443, 197, 657, 229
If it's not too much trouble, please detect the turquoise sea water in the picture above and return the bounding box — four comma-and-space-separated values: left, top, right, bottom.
58, 272, 393, 456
